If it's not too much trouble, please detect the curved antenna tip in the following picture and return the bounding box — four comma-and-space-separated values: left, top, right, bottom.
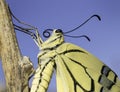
92, 15, 101, 21
83, 35, 91, 41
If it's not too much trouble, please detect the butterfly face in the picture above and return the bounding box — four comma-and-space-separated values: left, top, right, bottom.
41, 29, 64, 50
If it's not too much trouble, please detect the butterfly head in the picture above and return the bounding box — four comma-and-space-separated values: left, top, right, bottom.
41, 29, 64, 50
43, 29, 63, 37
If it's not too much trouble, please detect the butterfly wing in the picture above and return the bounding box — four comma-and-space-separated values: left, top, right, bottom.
55, 43, 120, 92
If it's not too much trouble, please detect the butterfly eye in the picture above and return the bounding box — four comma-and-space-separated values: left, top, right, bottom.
55, 29, 63, 33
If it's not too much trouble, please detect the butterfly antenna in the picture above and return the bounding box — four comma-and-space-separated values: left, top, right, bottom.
64, 15, 101, 34
64, 34, 91, 41
63, 15, 101, 41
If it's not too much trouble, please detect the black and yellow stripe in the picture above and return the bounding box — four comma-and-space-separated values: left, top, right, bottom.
31, 58, 55, 92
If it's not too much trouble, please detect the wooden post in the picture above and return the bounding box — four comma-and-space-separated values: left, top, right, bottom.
0, 0, 34, 92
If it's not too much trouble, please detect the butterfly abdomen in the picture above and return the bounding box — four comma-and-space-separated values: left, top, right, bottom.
30, 57, 55, 92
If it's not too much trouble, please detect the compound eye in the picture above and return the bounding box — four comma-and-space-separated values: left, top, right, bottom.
55, 29, 63, 33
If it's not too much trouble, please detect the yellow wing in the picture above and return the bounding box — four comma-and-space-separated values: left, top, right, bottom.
55, 43, 120, 92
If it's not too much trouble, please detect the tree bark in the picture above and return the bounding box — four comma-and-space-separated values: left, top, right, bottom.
0, 0, 34, 92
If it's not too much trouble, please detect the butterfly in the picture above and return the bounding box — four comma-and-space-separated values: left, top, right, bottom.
12, 12, 120, 92
30, 28, 120, 92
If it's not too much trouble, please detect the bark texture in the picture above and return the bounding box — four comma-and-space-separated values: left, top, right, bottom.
0, 0, 34, 92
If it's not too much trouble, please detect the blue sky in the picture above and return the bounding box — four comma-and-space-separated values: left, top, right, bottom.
0, 0, 120, 91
